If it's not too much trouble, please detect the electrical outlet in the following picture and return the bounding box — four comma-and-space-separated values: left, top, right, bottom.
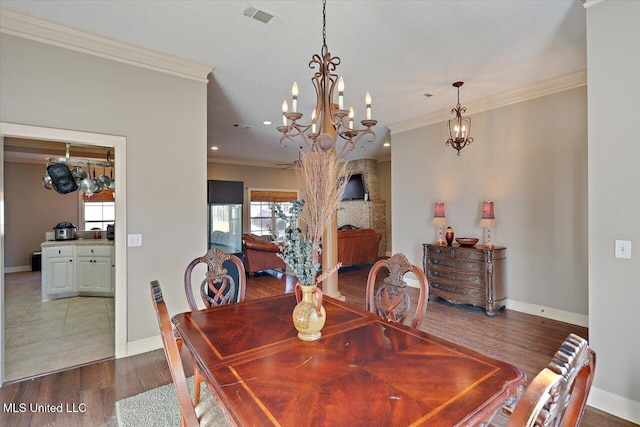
614, 240, 631, 259
127, 234, 143, 247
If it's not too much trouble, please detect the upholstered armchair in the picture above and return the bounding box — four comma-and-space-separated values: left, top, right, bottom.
242, 233, 286, 276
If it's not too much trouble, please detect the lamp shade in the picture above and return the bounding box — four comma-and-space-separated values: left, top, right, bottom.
480, 201, 496, 227
432, 202, 447, 226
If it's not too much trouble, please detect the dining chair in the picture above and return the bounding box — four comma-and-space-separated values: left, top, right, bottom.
184, 247, 246, 310
149, 280, 221, 427
182, 247, 247, 404
365, 253, 429, 329
505, 333, 596, 427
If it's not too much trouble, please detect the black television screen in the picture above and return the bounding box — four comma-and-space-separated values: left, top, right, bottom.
207, 180, 244, 204
342, 174, 366, 201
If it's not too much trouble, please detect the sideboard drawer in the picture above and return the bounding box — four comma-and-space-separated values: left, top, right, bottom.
427, 257, 484, 273
427, 268, 483, 287
428, 246, 485, 262
430, 281, 485, 302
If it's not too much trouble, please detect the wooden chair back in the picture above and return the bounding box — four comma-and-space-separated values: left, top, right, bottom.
365, 253, 429, 329
507, 333, 596, 427
150, 280, 199, 427
184, 247, 246, 311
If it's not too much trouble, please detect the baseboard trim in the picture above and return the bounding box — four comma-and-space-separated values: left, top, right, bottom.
588, 387, 640, 424
4, 266, 31, 273
400, 284, 589, 327
506, 299, 588, 327
126, 335, 162, 357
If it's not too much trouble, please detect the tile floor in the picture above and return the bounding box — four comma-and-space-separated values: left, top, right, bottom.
3, 271, 115, 382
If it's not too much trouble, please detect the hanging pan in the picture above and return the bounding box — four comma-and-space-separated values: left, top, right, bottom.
79, 161, 97, 196
47, 163, 78, 194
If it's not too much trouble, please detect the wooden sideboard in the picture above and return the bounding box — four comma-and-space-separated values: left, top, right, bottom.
423, 243, 506, 316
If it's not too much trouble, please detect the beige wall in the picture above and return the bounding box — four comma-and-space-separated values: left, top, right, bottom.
1, 34, 208, 343
586, 0, 640, 416
4, 161, 80, 268
392, 86, 588, 315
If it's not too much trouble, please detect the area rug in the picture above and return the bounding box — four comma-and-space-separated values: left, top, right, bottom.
115, 377, 228, 427
116, 378, 511, 426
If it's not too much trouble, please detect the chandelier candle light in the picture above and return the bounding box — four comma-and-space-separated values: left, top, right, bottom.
432, 202, 447, 245
479, 201, 497, 248
277, 0, 377, 159
277, 0, 377, 300
446, 81, 474, 156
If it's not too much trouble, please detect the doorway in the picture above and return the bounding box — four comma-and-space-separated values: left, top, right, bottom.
0, 122, 127, 385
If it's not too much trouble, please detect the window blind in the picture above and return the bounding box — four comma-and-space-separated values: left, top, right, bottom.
250, 190, 297, 203
82, 189, 115, 202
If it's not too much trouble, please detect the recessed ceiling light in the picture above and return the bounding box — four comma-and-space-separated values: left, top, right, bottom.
211, 146, 219, 150
383, 142, 391, 147
263, 121, 272, 125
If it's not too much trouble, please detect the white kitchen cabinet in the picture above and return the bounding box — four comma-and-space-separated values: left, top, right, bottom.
41, 242, 115, 301
76, 246, 113, 295
43, 246, 75, 296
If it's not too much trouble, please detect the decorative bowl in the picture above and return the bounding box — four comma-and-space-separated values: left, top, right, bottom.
456, 238, 479, 247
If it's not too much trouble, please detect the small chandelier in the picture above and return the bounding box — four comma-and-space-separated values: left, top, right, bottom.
446, 81, 473, 156
277, 0, 377, 159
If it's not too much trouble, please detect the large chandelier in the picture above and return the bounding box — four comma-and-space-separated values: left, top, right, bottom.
446, 81, 473, 156
277, 0, 377, 159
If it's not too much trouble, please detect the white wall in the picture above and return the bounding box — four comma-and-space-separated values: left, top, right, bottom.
586, 0, 640, 421
392, 87, 588, 316
0, 34, 208, 343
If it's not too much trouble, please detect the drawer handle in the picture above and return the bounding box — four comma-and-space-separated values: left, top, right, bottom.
432, 271, 438, 276
432, 259, 438, 264
432, 283, 440, 288
58, 250, 61, 254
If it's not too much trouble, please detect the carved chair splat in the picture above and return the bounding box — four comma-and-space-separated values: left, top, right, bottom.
365, 253, 429, 329
184, 247, 246, 310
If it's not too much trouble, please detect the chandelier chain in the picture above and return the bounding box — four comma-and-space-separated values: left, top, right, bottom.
322, 0, 327, 47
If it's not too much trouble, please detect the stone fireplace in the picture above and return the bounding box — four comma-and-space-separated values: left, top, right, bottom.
338, 159, 386, 256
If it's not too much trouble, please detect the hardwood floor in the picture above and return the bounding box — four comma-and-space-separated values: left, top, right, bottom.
1, 267, 636, 426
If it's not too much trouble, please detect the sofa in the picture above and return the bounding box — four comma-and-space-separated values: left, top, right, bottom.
337, 228, 381, 267
242, 233, 286, 276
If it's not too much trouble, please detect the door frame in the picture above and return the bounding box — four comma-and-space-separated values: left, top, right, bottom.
0, 122, 127, 386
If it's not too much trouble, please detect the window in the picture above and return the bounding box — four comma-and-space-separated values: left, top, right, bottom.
82, 189, 115, 230
249, 189, 298, 241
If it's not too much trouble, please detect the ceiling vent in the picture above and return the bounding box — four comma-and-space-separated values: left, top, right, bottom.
242, 5, 283, 26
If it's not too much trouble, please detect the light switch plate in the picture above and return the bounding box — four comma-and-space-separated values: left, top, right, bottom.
127, 234, 143, 247
614, 240, 631, 259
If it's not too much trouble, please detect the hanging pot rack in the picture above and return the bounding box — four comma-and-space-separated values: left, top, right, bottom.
45, 143, 114, 168
43, 143, 115, 195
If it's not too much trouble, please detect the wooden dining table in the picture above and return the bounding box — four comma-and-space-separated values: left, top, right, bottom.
172, 293, 525, 427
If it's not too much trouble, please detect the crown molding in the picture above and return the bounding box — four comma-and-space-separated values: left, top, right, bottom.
0, 8, 213, 83
582, 0, 606, 9
388, 69, 587, 135
207, 157, 286, 169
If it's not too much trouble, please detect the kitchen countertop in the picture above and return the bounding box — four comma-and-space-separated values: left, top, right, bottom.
41, 239, 115, 248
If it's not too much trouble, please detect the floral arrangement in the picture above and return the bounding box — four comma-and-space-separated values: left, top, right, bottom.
276, 151, 350, 286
